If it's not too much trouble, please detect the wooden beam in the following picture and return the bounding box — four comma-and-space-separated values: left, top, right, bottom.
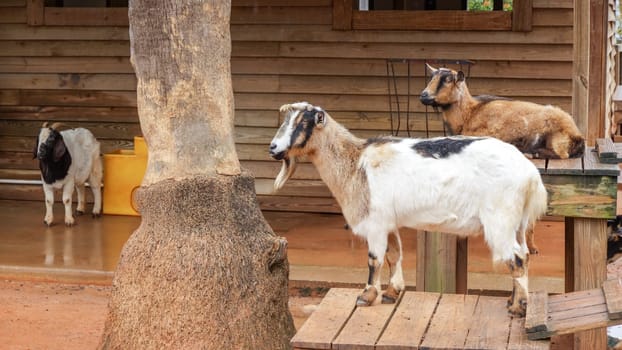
573, 0, 608, 146
587, 0, 608, 145
573, 0, 589, 139
352, 10, 512, 31
512, 0, 533, 32
332, 0, 352, 30
565, 217, 608, 350
26, 0, 43, 26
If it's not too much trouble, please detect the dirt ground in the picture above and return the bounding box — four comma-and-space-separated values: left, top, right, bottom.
0, 279, 322, 350
2, 259, 622, 350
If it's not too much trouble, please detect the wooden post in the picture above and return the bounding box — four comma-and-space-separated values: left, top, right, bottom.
573, 0, 608, 146
416, 231, 467, 294
332, 0, 352, 30
512, 0, 532, 32
565, 217, 608, 350
26, 0, 44, 26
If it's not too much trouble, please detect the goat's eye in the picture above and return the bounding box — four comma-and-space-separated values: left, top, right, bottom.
445, 76, 453, 83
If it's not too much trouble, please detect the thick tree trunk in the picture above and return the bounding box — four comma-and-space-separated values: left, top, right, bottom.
100, 1, 295, 348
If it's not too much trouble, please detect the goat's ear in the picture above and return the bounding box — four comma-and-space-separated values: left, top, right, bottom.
456, 71, 465, 82
53, 137, 67, 162
425, 63, 437, 75
32, 136, 39, 159
315, 111, 326, 129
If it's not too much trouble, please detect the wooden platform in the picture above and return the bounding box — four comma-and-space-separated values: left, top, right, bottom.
526, 279, 622, 340
292, 288, 550, 350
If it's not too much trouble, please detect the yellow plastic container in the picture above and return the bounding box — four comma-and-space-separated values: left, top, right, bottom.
103, 137, 147, 216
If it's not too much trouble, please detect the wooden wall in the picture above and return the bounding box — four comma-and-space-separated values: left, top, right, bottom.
0, 0, 577, 214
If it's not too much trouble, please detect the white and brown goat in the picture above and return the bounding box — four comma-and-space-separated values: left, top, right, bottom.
34, 122, 103, 226
420, 65, 585, 159
269, 102, 547, 316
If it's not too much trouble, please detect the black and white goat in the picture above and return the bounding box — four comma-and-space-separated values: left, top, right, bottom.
269, 102, 547, 316
33, 122, 103, 226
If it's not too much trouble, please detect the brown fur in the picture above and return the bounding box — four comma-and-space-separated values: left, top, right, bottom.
282, 105, 371, 227
421, 66, 585, 159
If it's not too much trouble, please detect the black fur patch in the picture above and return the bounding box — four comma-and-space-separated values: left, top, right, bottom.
412, 137, 482, 159
367, 254, 377, 285
289, 110, 316, 149
37, 130, 71, 184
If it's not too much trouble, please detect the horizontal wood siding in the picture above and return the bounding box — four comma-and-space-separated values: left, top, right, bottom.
0, 0, 575, 214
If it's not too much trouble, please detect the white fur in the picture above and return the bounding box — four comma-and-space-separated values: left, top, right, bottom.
37, 127, 102, 226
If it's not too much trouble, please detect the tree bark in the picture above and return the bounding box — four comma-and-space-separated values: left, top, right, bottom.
100, 1, 295, 349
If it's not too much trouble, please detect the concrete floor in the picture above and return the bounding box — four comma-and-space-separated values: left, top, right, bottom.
0, 199, 565, 293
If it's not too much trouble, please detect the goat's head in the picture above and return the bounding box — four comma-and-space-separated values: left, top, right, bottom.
269, 102, 327, 191
34, 122, 67, 162
420, 64, 465, 109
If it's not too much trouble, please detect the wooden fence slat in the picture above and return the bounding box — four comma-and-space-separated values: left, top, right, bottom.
602, 279, 622, 320
290, 288, 359, 350
375, 291, 439, 349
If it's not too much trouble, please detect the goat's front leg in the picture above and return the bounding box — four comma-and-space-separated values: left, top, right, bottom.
382, 231, 404, 304
62, 180, 75, 226
357, 233, 387, 306
43, 184, 54, 226
75, 184, 85, 215
507, 254, 529, 317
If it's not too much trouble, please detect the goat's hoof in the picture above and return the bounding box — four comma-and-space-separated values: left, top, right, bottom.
64, 218, 75, 226
381, 294, 397, 304
92, 212, 101, 219
356, 295, 373, 307
44, 220, 52, 227
75, 210, 84, 216
529, 246, 539, 255
507, 299, 527, 317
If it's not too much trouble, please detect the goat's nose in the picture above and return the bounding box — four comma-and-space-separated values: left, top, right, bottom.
420, 91, 429, 99
269, 143, 277, 152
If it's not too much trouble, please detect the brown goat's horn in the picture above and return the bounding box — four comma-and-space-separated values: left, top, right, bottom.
42, 122, 49, 128
50, 122, 65, 130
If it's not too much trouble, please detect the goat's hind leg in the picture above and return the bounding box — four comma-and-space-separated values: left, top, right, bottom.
62, 180, 75, 226
382, 231, 404, 304
507, 253, 529, 317
75, 184, 85, 215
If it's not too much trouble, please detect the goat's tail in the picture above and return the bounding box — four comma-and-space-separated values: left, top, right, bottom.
518, 176, 548, 257
568, 134, 585, 158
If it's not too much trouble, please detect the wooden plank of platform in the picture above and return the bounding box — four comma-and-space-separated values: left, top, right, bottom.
375, 291, 439, 349
596, 138, 619, 163
419, 293, 479, 349
508, 317, 551, 350
464, 296, 512, 350
291, 288, 359, 349
293, 289, 551, 350
526, 281, 622, 340
525, 291, 549, 333
603, 279, 622, 320
332, 294, 397, 350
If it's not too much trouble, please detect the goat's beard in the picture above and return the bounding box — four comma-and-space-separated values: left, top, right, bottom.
273, 156, 297, 191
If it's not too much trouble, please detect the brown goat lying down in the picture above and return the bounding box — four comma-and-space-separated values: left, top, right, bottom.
420, 64, 585, 159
